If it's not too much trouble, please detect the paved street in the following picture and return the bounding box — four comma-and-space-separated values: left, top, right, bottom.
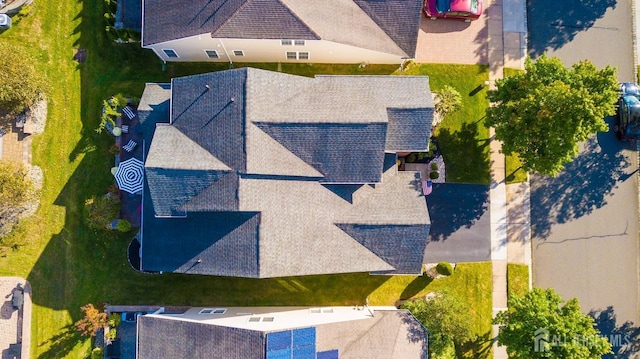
528, 0, 635, 82
528, 0, 639, 354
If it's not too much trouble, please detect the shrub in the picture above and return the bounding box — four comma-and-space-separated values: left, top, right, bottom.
116, 219, 131, 232
0, 161, 35, 238
85, 193, 120, 229
431, 162, 439, 171
108, 313, 121, 327
436, 262, 453, 276
106, 327, 117, 341
434, 85, 462, 119
429, 171, 439, 180
91, 347, 104, 359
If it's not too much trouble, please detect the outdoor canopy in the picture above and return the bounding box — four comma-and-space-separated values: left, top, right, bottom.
115, 157, 144, 194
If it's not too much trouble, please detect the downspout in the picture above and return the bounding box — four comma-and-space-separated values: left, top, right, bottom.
218, 38, 233, 69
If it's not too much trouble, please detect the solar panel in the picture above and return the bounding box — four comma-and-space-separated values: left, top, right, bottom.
292, 345, 316, 359
316, 349, 339, 359
267, 330, 292, 351
292, 327, 316, 347
266, 348, 292, 359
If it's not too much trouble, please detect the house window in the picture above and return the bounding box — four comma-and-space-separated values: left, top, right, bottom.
205, 50, 219, 59
281, 39, 293, 45
233, 50, 244, 56
248, 317, 261, 322
294, 40, 305, 46
162, 49, 178, 58
285, 52, 310, 60
262, 317, 275, 322
199, 308, 227, 314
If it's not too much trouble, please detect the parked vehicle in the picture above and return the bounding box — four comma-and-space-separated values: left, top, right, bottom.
423, 0, 483, 22
615, 83, 640, 140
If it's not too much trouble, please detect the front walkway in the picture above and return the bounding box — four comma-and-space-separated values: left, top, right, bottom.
486, 0, 529, 357
0, 277, 31, 359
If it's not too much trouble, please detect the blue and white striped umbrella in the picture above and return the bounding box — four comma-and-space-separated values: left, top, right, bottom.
115, 158, 144, 194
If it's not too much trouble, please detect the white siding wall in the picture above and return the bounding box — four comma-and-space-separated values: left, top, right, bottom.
145, 35, 407, 64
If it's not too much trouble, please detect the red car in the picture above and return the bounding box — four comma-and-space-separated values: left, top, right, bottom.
424, 0, 483, 21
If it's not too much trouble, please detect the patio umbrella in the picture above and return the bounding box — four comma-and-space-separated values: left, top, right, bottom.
115, 157, 144, 194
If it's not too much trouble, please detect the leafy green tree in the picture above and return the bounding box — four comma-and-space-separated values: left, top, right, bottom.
494, 288, 612, 358
0, 43, 43, 113
401, 291, 475, 357
485, 54, 619, 176
0, 161, 35, 237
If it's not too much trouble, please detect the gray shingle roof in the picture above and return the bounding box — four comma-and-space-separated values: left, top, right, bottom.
137, 83, 171, 153
141, 186, 260, 277
136, 309, 427, 359
316, 310, 428, 358
139, 68, 432, 277
254, 122, 387, 183
142, 0, 421, 57
353, 0, 422, 57
171, 70, 247, 172
137, 316, 265, 359
386, 108, 434, 152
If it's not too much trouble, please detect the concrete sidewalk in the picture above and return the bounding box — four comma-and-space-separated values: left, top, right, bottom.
486, 0, 530, 357
0, 277, 31, 359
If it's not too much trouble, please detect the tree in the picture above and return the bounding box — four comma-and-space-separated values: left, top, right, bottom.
0, 161, 35, 237
493, 288, 612, 358
0, 43, 43, 113
485, 54, 619, 176
401, 291, 475, 357
74, 303, 108, 337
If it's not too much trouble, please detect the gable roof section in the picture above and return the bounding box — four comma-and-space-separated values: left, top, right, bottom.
171, 70, 247, 172
142, 0, 246, 46
353, 0, 422, 57
212, 0, 319, 40
386, 108, 434, 152
254, 122, 387, 183
315, 310, 428, 358
137, 315, 265, 359
142, 0, 421, 57
141, 188, 260, 277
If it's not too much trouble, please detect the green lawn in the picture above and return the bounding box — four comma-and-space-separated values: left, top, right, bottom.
0, 1, 493, 358
507, 263, 530, 300
401, 63, 491, 184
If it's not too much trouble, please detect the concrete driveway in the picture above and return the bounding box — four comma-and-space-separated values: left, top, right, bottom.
416, 12, 489, 64
527, 0, 635, 82
531, 123, 640, 355
424, 183, 492, 263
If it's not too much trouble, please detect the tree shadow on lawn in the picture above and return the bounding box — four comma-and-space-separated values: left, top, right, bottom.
530, 118, 634, 239
590, 306, 640, 358
37, 325, 80, 359
436, 121, 491, 184
457, 330, 493, 359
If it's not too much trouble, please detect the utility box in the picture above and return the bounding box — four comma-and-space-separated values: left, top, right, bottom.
0, 14, 11, 30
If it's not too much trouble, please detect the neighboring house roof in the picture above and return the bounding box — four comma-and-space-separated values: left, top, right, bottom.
140, 67, 433, 278
136, 307, 428, 359
141, 0, 421, 57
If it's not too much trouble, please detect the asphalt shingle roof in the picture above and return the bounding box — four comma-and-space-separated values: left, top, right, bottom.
116, 0, 142, 31
137, 315, 265, 359
142, 0, 421, 57
140, 68, 433, 277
